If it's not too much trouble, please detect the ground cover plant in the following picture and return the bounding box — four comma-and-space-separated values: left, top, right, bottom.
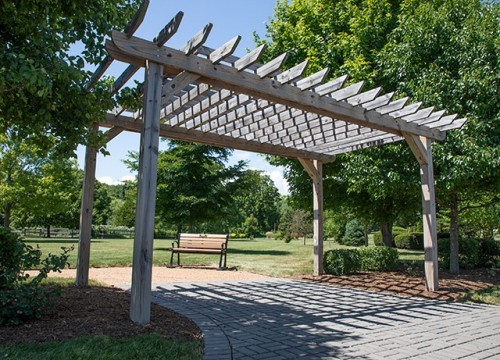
0, 278, 202, 360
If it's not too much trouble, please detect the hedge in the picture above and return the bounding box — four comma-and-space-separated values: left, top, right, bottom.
324, 249, 360, 275
439, 237, 500, 269
359, 247, 399, 271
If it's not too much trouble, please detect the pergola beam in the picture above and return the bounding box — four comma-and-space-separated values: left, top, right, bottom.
107, 31, 445, 141
404, 133, 439, 291
100, 113, 335, 163
298, 158, 324, 276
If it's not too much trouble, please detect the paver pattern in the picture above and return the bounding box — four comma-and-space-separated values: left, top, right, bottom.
152, 279, 500, 360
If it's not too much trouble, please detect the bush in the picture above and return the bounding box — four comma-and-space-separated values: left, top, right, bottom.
323, 249, 360, 275
438, 237, 480, 269
359, 246, 399, 271
373, 228, 403, 247
477, 238, 499, 267
373, 231, 384, 246
0, 227, 72, 325
394, 232, 424, 250
341, 219, 365, 246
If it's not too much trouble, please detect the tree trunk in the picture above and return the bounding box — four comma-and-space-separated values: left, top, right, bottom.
449, 192, 459, 274
364, 221, 369, 247
303, 235, 306, 245
4, 202, 12, 228
46, 224, 51, 238
380, 222, 394, 247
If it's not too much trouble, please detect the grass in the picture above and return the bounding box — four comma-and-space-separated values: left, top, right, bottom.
23, 236, 425, 277
460, 285, 500, 305
0, 334, 202, 360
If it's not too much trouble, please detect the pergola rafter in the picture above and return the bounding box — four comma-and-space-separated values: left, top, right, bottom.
77, 3, 467, 324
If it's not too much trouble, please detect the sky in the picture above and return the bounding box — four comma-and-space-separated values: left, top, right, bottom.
76, 0, 290, 194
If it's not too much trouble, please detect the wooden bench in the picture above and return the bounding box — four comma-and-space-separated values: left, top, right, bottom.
169, 233, 229, 269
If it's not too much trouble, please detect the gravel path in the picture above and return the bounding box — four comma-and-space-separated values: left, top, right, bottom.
37, 266, 269, 287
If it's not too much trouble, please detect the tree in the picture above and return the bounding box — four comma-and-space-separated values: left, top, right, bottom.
228, 169, 280, 232
0, 131, 82, 233
0, 1, 140, 154
152, 141, 245, 232
243, 214, 259, 239
259, 0, 419, 248
259, 0, 498, 270
377, 0, 499, 272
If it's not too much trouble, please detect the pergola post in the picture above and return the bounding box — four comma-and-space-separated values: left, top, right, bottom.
130, 60, 163, 324
76, 123, 98, 286
299, 158, 324, 276
404, 134, 439, 291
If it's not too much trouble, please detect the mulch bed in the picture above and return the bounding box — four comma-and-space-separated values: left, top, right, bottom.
300, 268, 499, 302
0, 285, 202, 345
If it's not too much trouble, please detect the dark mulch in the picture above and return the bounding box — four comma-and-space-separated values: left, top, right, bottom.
300, 268, 499, 302
0, 285, 202, 345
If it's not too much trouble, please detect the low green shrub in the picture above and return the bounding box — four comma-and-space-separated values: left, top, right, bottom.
438, 237, 480, 269
324, 249, 361, 275
341, 219, 365, 246
394, 232, 424, 250
373, 231, 383, 246
477, 238, 499, 267
359, 246, 399, 271
0, 227, 72, 325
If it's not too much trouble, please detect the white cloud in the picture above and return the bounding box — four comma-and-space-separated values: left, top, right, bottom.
97, 176, 116, 185
267, 170, 289, 195
120, 175, 135, 182
97, 175, 135, 185
232, 150, 252, 161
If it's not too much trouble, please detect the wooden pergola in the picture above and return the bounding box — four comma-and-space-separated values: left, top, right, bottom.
76, 3, 467, 324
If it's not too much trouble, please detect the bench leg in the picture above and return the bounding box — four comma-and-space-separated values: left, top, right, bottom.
167, 251, 175, 268
218, 252, 227, 270
223, 251, 227, 269
177, 252, 180, 267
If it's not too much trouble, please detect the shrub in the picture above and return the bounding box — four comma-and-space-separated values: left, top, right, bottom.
359, 247, 399, 271
394, 232, 424, 250
477, 238, 500, 267
373, 231, 384, 246
438, 237, 480, 269
323, 249, 361, 275
373, 227, 403, 247
229, 233, 238, 239
0, 227, 72, 325
341, 219, 365, 246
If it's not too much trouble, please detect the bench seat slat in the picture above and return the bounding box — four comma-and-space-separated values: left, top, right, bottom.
180, 233, 228, 239
173, 248, 223, 254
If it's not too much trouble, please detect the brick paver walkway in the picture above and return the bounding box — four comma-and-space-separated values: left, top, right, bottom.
152, 279, 500, 360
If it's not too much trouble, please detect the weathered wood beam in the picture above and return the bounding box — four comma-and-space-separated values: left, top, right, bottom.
130, 61, 163, 324
403, 135, 439, 291
298, 158, 324, 276
85, 0, 149, 90
153, 11, 184, 45
209, 36, 241, 64
234, 44, 267, 71
256, 53, 288, 78
76, 124, 98, 286
108, 31, 446, 139
161, 83, 211, 117
100, 113, 335, 162
180, 23, 213, 55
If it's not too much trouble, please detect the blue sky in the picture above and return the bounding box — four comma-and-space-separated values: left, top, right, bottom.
76, 0, 290, 194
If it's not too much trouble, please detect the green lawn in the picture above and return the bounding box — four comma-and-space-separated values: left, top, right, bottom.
23, 236, 425, 277
0, 334, 201, 360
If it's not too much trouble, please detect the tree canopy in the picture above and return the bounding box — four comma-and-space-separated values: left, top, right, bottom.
259, 0, 499, 260
0, 0, 141, 154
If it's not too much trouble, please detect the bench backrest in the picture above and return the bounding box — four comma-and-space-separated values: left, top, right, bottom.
177, 233, 229, 250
